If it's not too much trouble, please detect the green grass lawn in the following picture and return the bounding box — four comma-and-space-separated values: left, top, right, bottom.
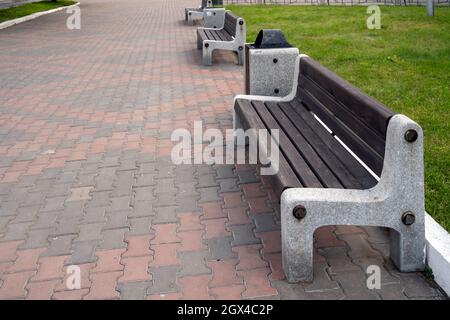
0, 1, 76, 23
228, 5, 450, 230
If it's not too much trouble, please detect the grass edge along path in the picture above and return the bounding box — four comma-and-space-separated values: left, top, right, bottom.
0, 0, 76, 23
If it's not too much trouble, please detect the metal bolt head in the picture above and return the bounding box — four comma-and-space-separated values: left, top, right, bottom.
273, 58, 278, 64
239, 20, 244, 25
205, 43, 209, 48
238, 46, 243, 51
293, 205, 307, 220
402, 211, 415, 225
405, 129, 418, 143
274, 88, 280, 94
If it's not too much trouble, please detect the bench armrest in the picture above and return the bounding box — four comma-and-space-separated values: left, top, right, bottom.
233, 54, 307, 104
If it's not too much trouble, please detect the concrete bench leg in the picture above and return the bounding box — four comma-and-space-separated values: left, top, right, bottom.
389, 224, 426, 272
280, 202, 314, 283
202, 43, 213, 66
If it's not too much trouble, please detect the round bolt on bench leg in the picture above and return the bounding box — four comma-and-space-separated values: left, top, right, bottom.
293, 205, 307, 220
205, 43, 209, 48
274, 88, 279, 94
405, 129, 418, 143
273, 58, 278, 64
238, 46, 243, 51
402, 211, 416, 225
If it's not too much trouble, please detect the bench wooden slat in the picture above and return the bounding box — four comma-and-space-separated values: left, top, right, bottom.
223, 12, 237, 37
235, 99, 303, 196
251, 101, 324, 189
299, 75, 386, 156
298, 57, 395, 175
300, 57, 394, 137
283, 99, 378, 189
265, 101, 343, 189
299, 87, 384, 175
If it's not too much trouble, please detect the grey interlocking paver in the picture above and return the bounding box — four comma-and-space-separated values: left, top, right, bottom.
205, 236, 238, 260
67, 240, 99, 265
117, 281, 153, 300
147, 266, 181, 295
251, 213, 280, 233
178, 251, 211, 276
229, 224, 261, 246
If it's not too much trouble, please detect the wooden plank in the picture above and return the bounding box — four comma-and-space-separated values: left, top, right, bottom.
234, 99, 303, 196
300, 57, 395, 137
299, 87, 384, 176
251, 101, 324, 188
300, 75, 386, 156
266, 101, 343, 189
281, 100, 377, 189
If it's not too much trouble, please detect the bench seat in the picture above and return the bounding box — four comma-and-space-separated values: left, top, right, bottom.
197, 28, 233, 42
234, 97, 378, 197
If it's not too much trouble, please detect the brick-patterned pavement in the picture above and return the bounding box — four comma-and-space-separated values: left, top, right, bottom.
0, 0, 446, 300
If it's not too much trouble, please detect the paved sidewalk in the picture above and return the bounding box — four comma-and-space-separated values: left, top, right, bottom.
0, 0, 445, 300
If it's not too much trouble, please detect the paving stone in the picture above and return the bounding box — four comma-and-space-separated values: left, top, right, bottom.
198, 187, 222, 203
215, 165, 236, 180
2, 222, 33, 241
153, 206, 178, 224
175, 195, 200, 212
66, 186, 94, 202
237, 170, 260, 184
178, 250, 211, 276
127, 217, 153, 236
218, 178, 240, 193
76, 223, 104, 242
104, 210, 130, 230
20, 228, 52, 249
351, 257, 400, 285
229, 224, 260, 246
83, 206, 107, 223
84, 271, 121, 300
98, 228, 128, 250
197, 174, 218, 188
303, 261, 340, 292
43, 234, 76, 257
208, 259, 243, 288
251, 213, 279, 233
363, 226, 390, 244
179, 274, 213, 300
117, 281, 152, 300
205, 236, 237, 261
397, 273, 443, 298
150, 243, 180, 267
52, 216, 79, 236
238, 268, 277, 299
130, 201, 155, 218
338, 234, 381, 259
66, 240, 99, 265
319, 247, 360, 275
210, 284, 245, 300
13, 206, 40, 223
147, 265, 181, 295
271, 281, 308, 300
119, 256, 152, 283
233, 245, 268, 271
331, 269, 381, 300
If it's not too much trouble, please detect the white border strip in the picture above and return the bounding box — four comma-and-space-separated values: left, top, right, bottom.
425, 212, 450, 296
0, 1, 80, 30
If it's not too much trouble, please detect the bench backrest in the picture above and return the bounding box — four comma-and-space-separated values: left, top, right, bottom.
297, 57, 395, 176
224, 12, 238, 37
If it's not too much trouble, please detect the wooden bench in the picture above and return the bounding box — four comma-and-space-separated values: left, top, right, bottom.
185, 0, 212, 26
233, 54, 426, 282
197, 11, 246, 66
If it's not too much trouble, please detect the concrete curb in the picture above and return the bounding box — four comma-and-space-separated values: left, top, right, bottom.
425, 213, 450, 296
0, 1, 80, 30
